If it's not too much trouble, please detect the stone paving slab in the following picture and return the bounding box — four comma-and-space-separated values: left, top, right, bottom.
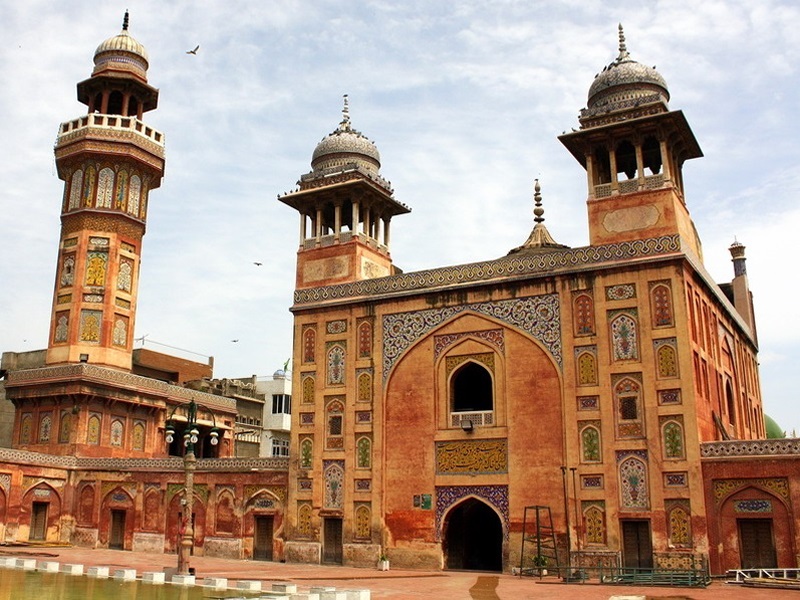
4, 546, 800, 599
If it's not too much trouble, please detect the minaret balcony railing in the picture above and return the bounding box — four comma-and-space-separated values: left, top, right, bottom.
58, 113, 165, 147
592, 173, 665, 199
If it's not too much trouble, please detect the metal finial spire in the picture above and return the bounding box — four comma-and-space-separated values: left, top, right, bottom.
340, 94, 351, 131
123, 10, 130, 31
533, 179, 545, 224
617, 23, 629, 59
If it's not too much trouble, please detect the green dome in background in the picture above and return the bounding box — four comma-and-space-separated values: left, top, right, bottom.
764, 414, 785, 439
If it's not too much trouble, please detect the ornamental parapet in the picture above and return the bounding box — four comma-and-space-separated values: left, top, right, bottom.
57, 113, 165, 154
294, 234, 684, 307
0, 447, 289, 473
700, 439, 800, 458
6, 363, 236, 411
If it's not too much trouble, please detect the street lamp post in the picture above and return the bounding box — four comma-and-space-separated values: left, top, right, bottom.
165, 400, 219, 576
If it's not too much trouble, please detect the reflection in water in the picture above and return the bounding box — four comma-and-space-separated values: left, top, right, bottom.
0, 570, 258, 600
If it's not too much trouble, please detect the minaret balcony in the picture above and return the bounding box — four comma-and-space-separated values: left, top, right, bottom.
57, 113, 165, 152
593, 173, 665, 199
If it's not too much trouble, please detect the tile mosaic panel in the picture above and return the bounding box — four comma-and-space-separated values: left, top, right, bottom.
434, 329, 505, 359
606, 284, 636, 301
383, 294, 561, 381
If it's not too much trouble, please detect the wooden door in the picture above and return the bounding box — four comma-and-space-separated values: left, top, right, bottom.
30, 502, 48, 541
739, 519, 777, 568
254, 516, 274, 561
110, 509, 125, 549
621, 520, 653, 570
323, 518, 343, 564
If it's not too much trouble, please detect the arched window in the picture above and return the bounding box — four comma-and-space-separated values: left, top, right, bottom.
573, 293, 595, 335
451, 361, 493, 412
614, 376, 644, 438
642, 136, 662, 175
326, 400, 344, 450
615, 140, 637, 180
108, 90, 123, 115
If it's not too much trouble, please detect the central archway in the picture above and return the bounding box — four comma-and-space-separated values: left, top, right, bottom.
444, 498, 502, 571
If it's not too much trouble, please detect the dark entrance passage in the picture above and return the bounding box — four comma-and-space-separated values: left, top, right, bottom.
621, 519, 653, 569
444, 498, 502, 571
254, 516, 274, 561
323, 518, 343, 564
30, 502, 48, 541
739, 519, 777, 568
110, 509, 125, 549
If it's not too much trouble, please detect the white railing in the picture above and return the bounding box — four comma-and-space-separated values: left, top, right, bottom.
450, 410, 494, 428
58, 113, 164, 146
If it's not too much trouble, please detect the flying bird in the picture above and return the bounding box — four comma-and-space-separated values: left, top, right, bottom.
186, 45, 199, 55
231, 339, 239, 343
253, 261, 263, 266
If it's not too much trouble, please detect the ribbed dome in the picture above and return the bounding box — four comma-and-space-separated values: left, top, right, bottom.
311, 96, 381, 175
587, 25, 668, 112
92, 12, 149, 79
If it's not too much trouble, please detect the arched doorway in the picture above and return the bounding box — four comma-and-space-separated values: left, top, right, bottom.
444, 498, 502, 571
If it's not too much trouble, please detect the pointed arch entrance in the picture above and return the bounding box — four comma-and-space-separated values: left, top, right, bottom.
443, 498, 502, 571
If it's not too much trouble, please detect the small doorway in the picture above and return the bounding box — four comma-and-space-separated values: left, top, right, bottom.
110, 509, 126, 550
30, 502, 48, 541
444, 498, 503, 571
739, 519, 777, 568
621, 520, 653, 570
323, 518, 343, 564
253, 516, 274, 561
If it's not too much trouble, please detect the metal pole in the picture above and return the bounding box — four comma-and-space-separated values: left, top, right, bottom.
561, 466, 571, 571
570, 467, 581, 552
177, 400, 197, 576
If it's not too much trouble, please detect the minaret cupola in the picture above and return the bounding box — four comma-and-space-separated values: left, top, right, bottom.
280, 96, 410, 290
559, 25, 704, 258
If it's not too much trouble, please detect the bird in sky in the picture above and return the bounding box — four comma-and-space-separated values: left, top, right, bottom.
231, 339, 239, 343
253, 261, 263, 266
186, 45, 199, 55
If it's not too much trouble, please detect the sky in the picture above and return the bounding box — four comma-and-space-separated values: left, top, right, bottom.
1, 1, 799, 433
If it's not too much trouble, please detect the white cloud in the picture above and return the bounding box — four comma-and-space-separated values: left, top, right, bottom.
2, 0, 799, 433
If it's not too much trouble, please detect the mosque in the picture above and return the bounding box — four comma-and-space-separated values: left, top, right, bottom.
0, 14, 798, 576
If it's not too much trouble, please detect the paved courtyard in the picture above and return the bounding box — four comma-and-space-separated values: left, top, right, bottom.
1, 545, 798, 599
